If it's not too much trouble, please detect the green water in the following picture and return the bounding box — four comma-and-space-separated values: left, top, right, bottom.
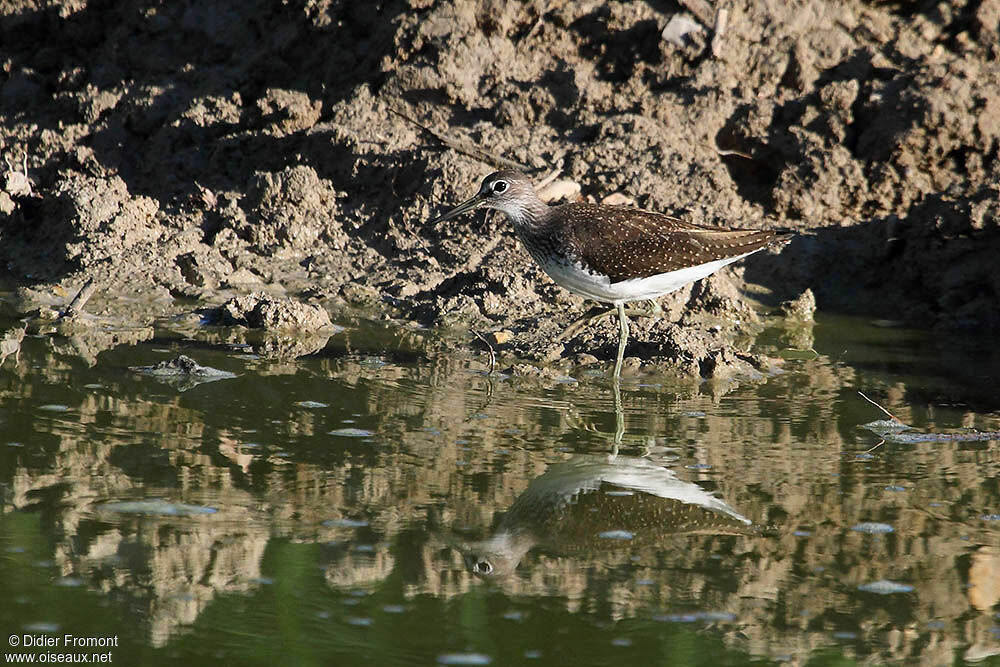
1, 311, 999, 666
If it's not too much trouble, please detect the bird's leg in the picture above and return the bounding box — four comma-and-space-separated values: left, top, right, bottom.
560, 301, 661, 342
622, 299, 662, 321
613, 302, 629, 379
609, 379, 623, 461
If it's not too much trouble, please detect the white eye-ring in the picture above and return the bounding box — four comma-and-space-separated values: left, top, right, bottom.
491, 180, 508, 194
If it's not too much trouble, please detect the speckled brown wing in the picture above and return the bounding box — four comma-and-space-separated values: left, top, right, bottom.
556, 203, 777, 282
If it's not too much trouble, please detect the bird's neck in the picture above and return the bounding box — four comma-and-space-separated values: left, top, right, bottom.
496, 197, 551, 232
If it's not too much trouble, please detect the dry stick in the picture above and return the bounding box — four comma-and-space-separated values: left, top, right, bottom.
862, 439, 886, 455
717, 148, 752, 159
61, 278, 97, 320
388, 108, 531, 172
711, 7, 729, 59
857, 390, 905, 424
470, 329, 497, 374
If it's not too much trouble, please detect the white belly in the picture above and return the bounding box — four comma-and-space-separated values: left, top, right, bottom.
541, 251, 759, 304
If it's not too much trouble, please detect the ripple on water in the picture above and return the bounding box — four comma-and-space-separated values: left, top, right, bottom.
328, 428, 374, 438
652, 611, 736, 623
53, 577, 84, 587
346, 617, 373, 627
98, 500, 217, 517
851, 522, 894, 534
295, 401, 329, 408
322, 518, 369, 528
598, 530, 634, 540
23, 622, 60, 633
858, 580, 914, 594
436, 653, 492, 665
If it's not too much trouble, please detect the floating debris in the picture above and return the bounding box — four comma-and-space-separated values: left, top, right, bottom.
860, 420, 1000, 444
130, 355, 236, 391
851, 522, 894, 534
98, 499, 218, 516
859, 419, 911, 436
858, 580, 914, 594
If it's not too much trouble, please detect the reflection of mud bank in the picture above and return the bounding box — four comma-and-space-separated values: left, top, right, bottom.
2, 1, 997, 374
3, 327, 998, 661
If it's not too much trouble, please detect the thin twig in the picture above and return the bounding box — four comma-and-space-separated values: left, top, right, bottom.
863, 439, 885, 454
717, 148, 751, 159
61, 278, 97, 320
857, 390, 905, 423
470, 329, 496, 374
389, 107, 531, 172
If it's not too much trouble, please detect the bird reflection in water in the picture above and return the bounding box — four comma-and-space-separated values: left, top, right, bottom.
463, 385, 754, 579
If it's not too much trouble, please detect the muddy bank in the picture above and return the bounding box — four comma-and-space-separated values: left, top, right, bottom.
1, 0, 997, 374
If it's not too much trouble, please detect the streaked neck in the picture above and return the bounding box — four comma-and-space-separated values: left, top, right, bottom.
494, 196, 550, 230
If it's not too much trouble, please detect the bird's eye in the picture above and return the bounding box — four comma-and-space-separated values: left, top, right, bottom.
491, 180, 508, 194
475, 560, 493, 575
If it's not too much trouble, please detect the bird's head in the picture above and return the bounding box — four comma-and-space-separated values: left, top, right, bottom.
428, 170, 540, 225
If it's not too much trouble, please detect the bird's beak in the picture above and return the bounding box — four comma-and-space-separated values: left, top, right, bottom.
428, 192, 486, 224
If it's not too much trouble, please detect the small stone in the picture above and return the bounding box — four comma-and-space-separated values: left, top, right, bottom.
222, 267, 263, 287
536, 179, 581, 204
601, 192, 636, 207
490, 330, 513, 345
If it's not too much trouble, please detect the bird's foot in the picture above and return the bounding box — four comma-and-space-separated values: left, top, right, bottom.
557, 306, 610, 341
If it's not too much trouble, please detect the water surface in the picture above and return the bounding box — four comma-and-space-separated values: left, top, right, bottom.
1, 312, 998, 665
